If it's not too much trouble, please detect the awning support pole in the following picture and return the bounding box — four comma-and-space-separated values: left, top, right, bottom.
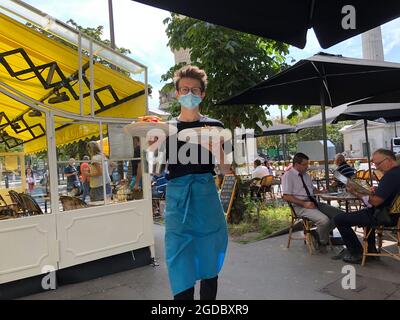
89, 39, 94, 117
320, 82, 330, 188
78, 31, 83, 116
363, 119, 373, 185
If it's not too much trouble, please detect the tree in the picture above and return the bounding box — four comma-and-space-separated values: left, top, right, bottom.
284, 107, 354, 155
161, 14, 291, 131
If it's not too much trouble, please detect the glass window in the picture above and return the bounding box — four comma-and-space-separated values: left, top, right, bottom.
0, 110, 52, 218
54, 120, 144, 211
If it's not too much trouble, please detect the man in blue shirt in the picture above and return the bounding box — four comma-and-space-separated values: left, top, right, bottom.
64, 158, 80, 196
334, 149, 400, 264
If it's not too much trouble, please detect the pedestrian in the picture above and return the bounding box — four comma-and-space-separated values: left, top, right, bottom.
64, 158, 81, 196
26, 167, 35, 193
80, 155, 91, 202
86, 141, 112, 201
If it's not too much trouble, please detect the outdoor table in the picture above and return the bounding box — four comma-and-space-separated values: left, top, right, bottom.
318, 192, 360, 213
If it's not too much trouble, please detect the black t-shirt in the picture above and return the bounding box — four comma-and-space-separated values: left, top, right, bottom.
166, 116, 224, 180
374, 166, 400, 208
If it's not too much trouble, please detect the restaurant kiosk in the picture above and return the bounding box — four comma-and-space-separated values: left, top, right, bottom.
0, 1, 154, 298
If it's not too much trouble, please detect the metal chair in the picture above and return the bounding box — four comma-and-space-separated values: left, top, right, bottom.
286, 202, 315, 255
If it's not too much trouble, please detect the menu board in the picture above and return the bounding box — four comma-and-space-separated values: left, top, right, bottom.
220, 174, 237, 217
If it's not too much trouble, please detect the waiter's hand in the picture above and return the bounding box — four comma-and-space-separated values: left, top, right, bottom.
304, 201, 317, 209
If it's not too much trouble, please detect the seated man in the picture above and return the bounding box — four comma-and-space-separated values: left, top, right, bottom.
334, 149, 400, 264
252, 159, 270, 181
250, 159, 271, 199
151, 171, 168, 199
151, 169, 168, 217
282, 153, 343, 253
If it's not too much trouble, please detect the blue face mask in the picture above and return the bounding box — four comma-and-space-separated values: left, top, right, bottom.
178, 93, 202, 110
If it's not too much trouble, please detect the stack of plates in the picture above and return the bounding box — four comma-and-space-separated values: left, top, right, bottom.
123, 122, 177, 137
178, 126, 232, 142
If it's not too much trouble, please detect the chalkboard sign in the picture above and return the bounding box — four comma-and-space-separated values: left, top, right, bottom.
220, 174, 237, 218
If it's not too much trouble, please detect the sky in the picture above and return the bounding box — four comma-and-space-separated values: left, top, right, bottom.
21, 0, 400, 118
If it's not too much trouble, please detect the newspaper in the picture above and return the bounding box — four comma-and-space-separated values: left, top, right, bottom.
333, 170, 370, 195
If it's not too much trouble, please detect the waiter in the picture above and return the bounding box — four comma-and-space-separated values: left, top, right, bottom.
164, 65, 230, 300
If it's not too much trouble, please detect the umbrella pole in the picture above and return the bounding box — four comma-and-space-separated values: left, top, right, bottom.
363, 119, 373, 185
320, 84, 330, 189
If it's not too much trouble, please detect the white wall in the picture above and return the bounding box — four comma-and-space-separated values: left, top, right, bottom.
342, 122, 399, 157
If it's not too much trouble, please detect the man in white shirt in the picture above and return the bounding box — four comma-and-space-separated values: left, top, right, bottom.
282, 153, 342, 252
252, 159, 270, 180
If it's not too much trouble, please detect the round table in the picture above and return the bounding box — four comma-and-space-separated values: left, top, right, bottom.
318, 192, 360, 213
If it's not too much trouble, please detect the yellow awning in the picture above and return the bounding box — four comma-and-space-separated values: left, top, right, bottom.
0, 13, 146, 153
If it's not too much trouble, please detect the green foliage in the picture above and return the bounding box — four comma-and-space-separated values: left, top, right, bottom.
164, 100, 181, 119
57, 139, 92, 161
258, 106, 355, 156
228, 202, 291, 243
162, 15, 290, 131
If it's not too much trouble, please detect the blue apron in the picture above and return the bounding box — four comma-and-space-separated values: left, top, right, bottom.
164, 173, 228, 295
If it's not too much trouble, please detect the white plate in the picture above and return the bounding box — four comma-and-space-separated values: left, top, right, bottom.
178, 126, 232, 142
123, 122, 177, 137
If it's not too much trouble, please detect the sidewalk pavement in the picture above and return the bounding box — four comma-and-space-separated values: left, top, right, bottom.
23, 224, 400, 300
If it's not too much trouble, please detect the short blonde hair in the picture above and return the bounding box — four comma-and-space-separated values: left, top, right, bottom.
174, 65, 207, 92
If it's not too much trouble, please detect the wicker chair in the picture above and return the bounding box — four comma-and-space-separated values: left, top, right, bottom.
361, 195, 400, 266
18, 193, 43, 215
0, 194, 16, 217
259, 175, 275, 201
287, 202, 316, 255
8, 190, 27, 215
60, 196, 88, 211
